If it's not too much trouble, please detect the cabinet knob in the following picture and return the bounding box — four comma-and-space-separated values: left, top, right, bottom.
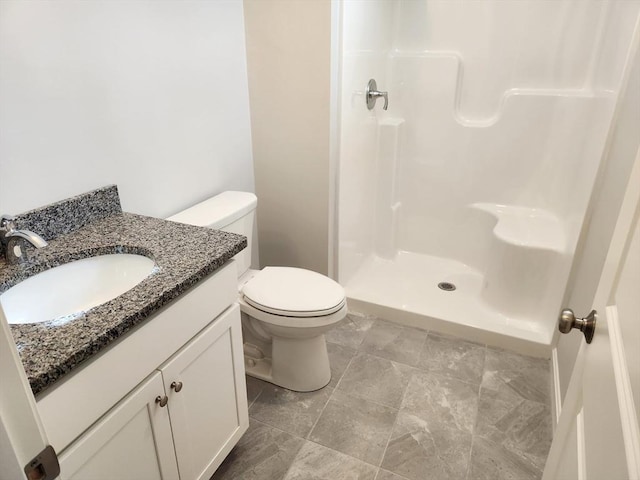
155, 395, 168, 407
171, 381, 183, 393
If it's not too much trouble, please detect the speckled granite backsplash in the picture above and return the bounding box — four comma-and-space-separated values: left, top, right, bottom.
6, 185, 122, 251
0, 186, 246, 395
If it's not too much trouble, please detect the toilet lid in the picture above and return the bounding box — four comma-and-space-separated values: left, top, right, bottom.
242, 267, 346, 317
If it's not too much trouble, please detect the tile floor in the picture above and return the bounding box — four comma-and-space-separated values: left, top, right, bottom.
212, 313, 552, 480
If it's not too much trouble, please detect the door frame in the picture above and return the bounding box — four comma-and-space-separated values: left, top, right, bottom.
0, 305, 49, 480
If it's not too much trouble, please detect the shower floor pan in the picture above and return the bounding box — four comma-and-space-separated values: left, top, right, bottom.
344, 251, 552, 357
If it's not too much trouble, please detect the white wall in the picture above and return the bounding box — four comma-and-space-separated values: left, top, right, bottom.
0, 0, 254, 219
244, 0, 331, 275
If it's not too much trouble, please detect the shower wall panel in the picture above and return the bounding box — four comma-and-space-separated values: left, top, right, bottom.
391, 54, 614, 263
337, 0, 640, 344
338, 0, 395, 284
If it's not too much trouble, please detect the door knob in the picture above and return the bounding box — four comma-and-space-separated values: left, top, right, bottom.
366, 79, 388, 111
558, 308, 597, 344
155, 395, 168, 407
171, 381, 183, 393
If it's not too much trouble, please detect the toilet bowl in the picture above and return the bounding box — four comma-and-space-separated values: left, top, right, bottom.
168, 192, 347, 392
239, 267, 347, 391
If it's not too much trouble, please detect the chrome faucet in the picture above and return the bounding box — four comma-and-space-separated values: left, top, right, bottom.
0, 214, 48, 264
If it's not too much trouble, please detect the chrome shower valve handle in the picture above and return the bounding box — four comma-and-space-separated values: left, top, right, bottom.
366, 79, 388, 111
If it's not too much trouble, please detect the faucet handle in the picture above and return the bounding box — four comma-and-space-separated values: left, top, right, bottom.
1, 214, 16, 232
365, 79, 389, 111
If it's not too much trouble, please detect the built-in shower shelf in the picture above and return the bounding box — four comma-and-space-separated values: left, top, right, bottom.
471, 203, 566, 253
378, 117, 405, 127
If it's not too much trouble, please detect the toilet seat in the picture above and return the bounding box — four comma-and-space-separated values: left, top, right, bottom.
242, 267, 346, 318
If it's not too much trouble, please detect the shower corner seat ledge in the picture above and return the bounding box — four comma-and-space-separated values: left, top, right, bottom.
377, 117, 405, 127
471, 202, 567, 253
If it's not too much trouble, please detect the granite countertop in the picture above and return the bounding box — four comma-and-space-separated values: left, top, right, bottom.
0, 186, 246, 396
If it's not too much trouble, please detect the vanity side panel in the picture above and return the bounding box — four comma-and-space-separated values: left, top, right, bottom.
36, 261, 237, 452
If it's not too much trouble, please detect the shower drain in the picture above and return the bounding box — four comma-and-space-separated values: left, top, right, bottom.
438, 282, 456, 292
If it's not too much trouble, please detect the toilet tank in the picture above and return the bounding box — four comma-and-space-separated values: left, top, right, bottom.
167, 191, 257, 277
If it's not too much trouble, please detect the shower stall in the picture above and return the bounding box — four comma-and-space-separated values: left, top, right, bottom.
335, 0, 640, 353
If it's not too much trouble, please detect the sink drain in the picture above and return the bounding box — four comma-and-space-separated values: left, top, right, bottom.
438, 282, 456, 292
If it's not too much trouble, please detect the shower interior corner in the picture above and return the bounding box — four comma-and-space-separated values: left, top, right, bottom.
335, 0, 640, 357
337, 72, 604, 358
338, 110, 597, 358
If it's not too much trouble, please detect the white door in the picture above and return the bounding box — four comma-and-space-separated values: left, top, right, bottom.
543, 150, 640, 479
0, 306, 51, 480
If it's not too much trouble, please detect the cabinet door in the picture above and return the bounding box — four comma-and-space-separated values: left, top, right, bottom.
161, 303, 249, 480
58, 372, 179, 480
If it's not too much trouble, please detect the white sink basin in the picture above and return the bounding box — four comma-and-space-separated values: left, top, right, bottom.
1, 254, 156, 324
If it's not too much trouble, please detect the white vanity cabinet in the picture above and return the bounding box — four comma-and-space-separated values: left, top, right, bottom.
57, 372, 180, 480
58, 303, 247, 480
36, 262, 249, 480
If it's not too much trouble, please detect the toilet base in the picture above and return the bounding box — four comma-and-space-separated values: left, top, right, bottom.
244, 355, 273, 382
243, 334, 331, 392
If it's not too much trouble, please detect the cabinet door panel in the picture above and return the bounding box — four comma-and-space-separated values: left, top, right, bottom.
161, 304, 248, 480
58, 373, 179, 480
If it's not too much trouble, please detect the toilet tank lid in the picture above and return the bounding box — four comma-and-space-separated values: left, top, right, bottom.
167, 191, 257, 229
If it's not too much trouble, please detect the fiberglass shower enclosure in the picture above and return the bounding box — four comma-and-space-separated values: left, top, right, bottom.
336, 0, 640, 353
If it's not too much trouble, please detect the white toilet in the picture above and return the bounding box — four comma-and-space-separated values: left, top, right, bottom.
168, 191, 347, 392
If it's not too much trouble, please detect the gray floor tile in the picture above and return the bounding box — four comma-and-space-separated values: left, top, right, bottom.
402, 370, 479, 434
381, 411, 472, 480
475, 387, 551, 471
249, 383, 333, 437
418, 332, 486, 385
359, 319, 428, 366
375, 470, 410, 480
327, 341, 357, 388
218, 314, 553, 480
211, 419, 305, 480
309, 390, 398, 465
337, 352, 415, 409
325, 313, 376, 349
283, 441, 378, 480
246, 375, 269, 407
467, 435, 542, 480
482, 348, 550, 405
